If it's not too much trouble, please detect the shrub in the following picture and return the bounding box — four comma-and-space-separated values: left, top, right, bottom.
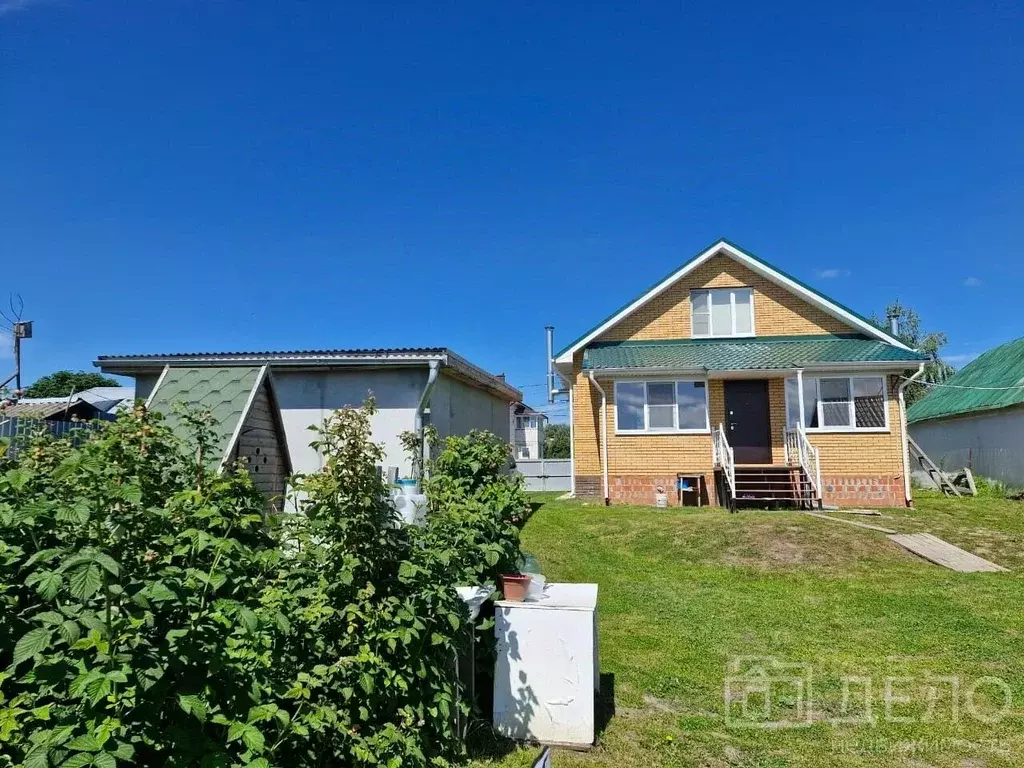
2, 402, 525, 767
418, 430, 531, 588
0, 405, 279, 767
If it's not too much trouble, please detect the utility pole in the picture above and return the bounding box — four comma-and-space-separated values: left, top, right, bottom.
0, 294, 29, 396
13, 321, 32, 393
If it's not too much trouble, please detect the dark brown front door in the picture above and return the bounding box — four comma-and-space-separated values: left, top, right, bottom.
724, 380, 772, 464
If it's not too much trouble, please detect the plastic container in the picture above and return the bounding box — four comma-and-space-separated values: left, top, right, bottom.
655, 486, 669, 508
524, 573, 547, 601
500, 573, 531, 602
397, 478, 419, 496
393, 493, 428, 526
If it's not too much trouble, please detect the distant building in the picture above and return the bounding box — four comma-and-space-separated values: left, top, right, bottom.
96, 348, 521, 479
512, 403, 548, 460
908, 337, 1024, 486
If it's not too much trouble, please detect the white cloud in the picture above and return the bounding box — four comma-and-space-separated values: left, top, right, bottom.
945, 353, 979, 366
963, 276, 982, 287
0, 0, 52, 15
815, 268, 850, 279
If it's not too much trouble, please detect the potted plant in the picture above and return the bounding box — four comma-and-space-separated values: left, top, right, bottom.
500, 572, 532, 602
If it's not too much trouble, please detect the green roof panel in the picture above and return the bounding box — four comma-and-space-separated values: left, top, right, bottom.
907, 337, 1024, 424
147, 366, 262, 466
583, 335, 927, 372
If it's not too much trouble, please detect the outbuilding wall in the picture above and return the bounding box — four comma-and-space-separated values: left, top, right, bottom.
911, 405, 1024, 487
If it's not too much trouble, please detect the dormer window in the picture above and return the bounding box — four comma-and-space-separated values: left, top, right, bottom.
691, 287, 754, 338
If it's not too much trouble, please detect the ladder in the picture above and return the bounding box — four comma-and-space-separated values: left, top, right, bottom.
908, 436, 962, 498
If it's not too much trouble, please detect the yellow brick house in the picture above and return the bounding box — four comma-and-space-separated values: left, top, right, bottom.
552, 239, 929, 509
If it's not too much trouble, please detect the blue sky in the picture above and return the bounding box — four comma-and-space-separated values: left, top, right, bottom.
2, 0, 1021, 421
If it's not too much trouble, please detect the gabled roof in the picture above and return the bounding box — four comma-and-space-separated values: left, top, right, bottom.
908, 337, 1024, 424
584, 335, 927, 373
555, 239, 913, 364
145, 365, 292, 474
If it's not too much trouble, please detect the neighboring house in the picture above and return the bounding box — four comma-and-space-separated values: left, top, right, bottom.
0, 398, 109, 422
908, 337, 1024, 487
145, 365, 292, 503
512, 403, 548, 460
552, 239, 928, 508
0, 387, 135, 422
75, 386, 136, 414
96, 348, 521, 479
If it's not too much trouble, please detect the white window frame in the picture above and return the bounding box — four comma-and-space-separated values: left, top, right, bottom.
690, 287, 755, 339
614, 378, 711, 435
785, 374, 890, 433
517, 444, 531, 459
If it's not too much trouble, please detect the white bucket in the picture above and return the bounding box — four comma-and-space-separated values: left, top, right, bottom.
397, 478, 419, 496
393, 493, 428, 526
655, 491, 669, 508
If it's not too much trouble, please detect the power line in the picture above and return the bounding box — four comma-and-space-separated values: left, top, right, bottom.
900, 375, 1024, 392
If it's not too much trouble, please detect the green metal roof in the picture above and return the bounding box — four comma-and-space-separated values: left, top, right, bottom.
907, 337, 1024, 424
147, 366, 263, 468
583, 335, 927, 371
557, 238, 905, 358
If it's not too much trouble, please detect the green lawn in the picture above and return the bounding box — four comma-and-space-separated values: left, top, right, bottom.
468, 492, 1024, 767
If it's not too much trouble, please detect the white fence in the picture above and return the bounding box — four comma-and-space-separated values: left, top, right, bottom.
515, 459, 571, 492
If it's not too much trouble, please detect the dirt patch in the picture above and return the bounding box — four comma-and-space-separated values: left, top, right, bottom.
719, 517, 897, 571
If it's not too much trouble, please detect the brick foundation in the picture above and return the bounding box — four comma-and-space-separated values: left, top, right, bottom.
821, 475, 904, 507
575, 474, 718, 506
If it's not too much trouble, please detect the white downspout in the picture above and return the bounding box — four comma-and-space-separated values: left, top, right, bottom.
568, 385, 576, 497
587, 371, 609, 504
415, 360, 441, 484
898, 363, 926, 507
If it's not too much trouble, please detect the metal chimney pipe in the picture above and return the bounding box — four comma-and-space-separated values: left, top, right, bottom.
890, 315, 899, 336
545, 326, 555, 404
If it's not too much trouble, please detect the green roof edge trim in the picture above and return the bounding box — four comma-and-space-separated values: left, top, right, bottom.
556, 238, 902, 358
588, 333, 872, 348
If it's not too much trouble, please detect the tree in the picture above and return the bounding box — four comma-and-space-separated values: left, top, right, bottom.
23, 370, 119, 398
544, 422, 570, 459
873, 300, 955, 406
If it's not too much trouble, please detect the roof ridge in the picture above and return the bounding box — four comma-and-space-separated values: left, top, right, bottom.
588, 333, 870, 348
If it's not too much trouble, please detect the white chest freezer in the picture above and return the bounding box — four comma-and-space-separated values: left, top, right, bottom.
492, 583, 599, 747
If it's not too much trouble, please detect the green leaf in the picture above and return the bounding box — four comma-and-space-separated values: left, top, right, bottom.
94, 753, 117, 768
236, 606, 257, 632
91, 551, 120, 577
179, 693, 208, 723
86, 674, 112, 704
143, 581, 177, 603
56, 501, 91, 524
62, 754, 94, 768
111, 742, 134, 761
67, 564, 103, 600
66, 733, 103, 752
5, 467, 33, 490
26, 570, 63, 600
23, 746, 48, 768
227, 723, 265, 753
359, 672, 373, 694
58, 620, 81, 645
13, 628, 51, 667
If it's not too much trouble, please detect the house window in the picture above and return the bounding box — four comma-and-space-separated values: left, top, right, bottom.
785, 375, 888, 431
691, 288, 754, 338
517, 445, 531, 459
614, 379, 709, 433
516, 416, 535, 429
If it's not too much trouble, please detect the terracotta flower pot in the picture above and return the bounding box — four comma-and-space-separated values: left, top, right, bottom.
501, 573, 532, 602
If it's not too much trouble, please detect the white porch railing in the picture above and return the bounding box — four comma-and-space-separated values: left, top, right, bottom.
785, 425, 822, 504
712, 423, 735, 502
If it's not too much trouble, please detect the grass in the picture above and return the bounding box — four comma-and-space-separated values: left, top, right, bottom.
467, 491, 1024, 767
